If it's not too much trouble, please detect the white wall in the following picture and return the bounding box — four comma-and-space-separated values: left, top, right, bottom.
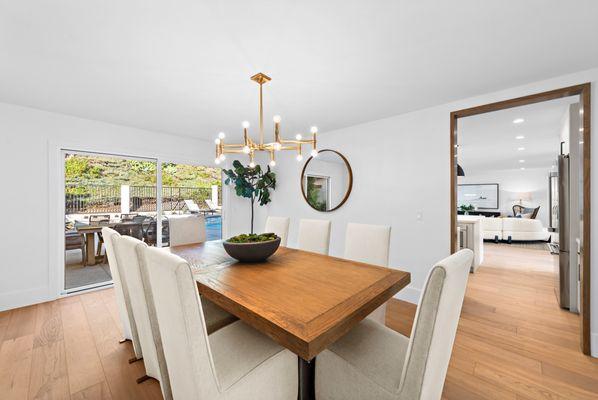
458, 168, 550, 226
260, 67, 598, 356
0, 103, 225, 310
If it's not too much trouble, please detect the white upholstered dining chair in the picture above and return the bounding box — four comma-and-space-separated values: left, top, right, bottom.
102, 227, 141, 358
297, 218, 331, 255
264, 216, 290, 246
315, 249, 474, 400
168, 214, 206, 247
139, 246, 298, 400
112, 235, 172, 398
344, 223, 392, 324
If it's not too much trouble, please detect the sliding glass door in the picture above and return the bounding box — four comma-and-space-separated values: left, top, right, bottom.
62, 151, 222, 293
63, 151, 158, 292
161, 162, 222, 241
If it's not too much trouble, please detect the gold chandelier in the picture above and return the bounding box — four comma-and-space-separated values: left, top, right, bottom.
214, 73, 318, 167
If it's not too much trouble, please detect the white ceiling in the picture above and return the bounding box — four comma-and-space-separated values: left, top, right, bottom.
1, 1, 598, 142
457, 96, 579, 173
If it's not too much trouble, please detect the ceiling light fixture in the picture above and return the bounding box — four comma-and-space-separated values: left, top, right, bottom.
519, 160, 525, 163
517, 147, 525, 151
520, 167, 526, 170
515, 135, 525, 140
214, 73, 317, 166
513, 118, 525, 124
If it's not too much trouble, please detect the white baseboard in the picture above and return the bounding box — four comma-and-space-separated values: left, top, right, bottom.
592, 333, 598, 358
0, 286, 55, 312
393, 285, 421, 304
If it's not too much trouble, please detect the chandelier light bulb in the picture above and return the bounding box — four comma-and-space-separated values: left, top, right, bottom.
214, 138, 221, 145
273, 115, 281, 123
242, 121, 250, 128
274, 142, 282, 151
311, 149, 318, 157
269, 160, 276, 167
218, 132, 226, 139
295, 134, 302, 140
215, 158, 221, 164
219, 154, 226, 161
310, 126, 318, 134
296, 154, 303, 162
243, 145, 251, 154
249, 161, 256, 168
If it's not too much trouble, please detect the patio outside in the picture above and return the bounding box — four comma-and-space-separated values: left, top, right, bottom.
64, 153, 222, 290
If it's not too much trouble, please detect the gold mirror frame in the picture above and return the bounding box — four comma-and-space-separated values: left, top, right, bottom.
300, 149, 353, 212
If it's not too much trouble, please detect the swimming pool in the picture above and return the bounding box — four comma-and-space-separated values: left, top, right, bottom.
206, 215, 222, 241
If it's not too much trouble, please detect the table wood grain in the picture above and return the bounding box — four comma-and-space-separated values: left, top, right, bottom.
167, 241, 411, 360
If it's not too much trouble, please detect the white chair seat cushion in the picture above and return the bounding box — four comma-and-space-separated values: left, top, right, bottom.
316, 319, 409, 397
316, 350, 396, 400
201, 297, 238, 334
209, 320, 293, 391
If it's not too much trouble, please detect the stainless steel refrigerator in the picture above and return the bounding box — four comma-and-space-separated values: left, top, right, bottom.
556, 154, 570, 309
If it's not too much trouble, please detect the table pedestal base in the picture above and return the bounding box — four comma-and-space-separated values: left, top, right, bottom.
298, 357, 315, 400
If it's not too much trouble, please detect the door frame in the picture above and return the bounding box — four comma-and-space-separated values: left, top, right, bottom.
449, 83, 592, 355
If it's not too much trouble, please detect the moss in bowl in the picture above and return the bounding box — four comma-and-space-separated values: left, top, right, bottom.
227, 233, 278, 243
223, 233, 281, 262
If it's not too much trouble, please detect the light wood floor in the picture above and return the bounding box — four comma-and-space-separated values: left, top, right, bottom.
1, 243, 597, 399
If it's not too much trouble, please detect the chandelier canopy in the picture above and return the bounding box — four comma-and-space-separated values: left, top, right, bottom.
214, 73, 318, 167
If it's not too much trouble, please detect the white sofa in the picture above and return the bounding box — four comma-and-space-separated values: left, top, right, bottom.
480, 217, 551, 242
480, 217, 503, 241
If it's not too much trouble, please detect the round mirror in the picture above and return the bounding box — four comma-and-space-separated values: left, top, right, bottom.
301, 149, 353, 212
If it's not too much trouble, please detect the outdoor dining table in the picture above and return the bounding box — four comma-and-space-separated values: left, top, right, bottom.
76, 220, 145, 266
167, 240, 411, 400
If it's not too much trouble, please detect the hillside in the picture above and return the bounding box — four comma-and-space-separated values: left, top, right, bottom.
65, 154, 221, 188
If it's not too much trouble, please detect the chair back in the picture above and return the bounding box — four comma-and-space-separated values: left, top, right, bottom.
102, 227, 141, 357
113, 235, 172, 399
344, 223, 391, 266
89, 214, 111, 224
264, 216, 291, 247
120, 213, 138, 222
168, 215, 206, 246
205, 199, 220, 211
297, 219, 331, 255
398, 249, 473, 400
184, 199, 201, 213
140, 246, 220, 399
513, 205, 540, 219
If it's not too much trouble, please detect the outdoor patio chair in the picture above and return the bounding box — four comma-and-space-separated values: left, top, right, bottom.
89, 214, 111, 260
65, 227, 86, 265
184, 199, 201, 214
120, 213, 139, 222
205, 199, 221, 214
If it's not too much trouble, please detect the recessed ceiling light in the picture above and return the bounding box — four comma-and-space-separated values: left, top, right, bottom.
518, 160, 525, 163
515, 135, 525, 139
520, 167, 526, 170
513, 118, 525, 124
517, 147, 525, 151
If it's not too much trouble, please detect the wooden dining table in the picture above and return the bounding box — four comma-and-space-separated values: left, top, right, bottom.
168, 241, 411, 400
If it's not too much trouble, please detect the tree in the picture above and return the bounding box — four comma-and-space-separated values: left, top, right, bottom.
223, 160, 276, 234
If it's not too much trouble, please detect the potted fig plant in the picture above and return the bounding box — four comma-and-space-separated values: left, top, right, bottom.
222, 160, 280, 262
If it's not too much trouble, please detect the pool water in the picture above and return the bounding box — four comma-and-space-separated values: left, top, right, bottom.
206, 215, 222, 241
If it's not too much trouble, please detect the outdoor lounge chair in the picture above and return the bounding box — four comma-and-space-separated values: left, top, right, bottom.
205, 199, 221, 213
184, 199, 201, 214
